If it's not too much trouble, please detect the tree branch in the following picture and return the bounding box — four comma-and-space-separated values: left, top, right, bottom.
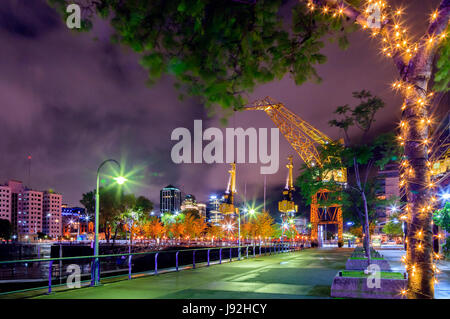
405, 0, 450, 85
311, 0, 415, 73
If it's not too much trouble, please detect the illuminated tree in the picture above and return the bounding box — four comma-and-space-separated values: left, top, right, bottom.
183, 212, 207, 239
383, 214, 404, 239
206, 224, 225, 240
143, 217, 166, 239
161, 213, 186, 240
253, 211, 276, 239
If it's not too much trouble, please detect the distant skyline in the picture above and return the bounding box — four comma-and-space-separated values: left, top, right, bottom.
0, 0, 440, 212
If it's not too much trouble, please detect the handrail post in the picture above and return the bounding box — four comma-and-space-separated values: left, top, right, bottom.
48, 260, 53, 294
176, 251, 179, 271
128, 255, 132, 280
90, 258, 95, 286
207, 249, 210, 266
193, 250, 196, 269
219, 248, 222, 264
155, 252, 159, 275
98, 258, 101, 282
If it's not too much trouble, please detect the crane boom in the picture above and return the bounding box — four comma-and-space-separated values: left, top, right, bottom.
246, 96, 332, 167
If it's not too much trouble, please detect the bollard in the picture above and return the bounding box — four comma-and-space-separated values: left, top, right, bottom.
193, 250, 196, 269
176, 251, 179, 271
229, 247, 232, 262
219, 248, 223, 264
207, 249, 210, 266
48, 260, 53, 294
128, 255, 132, 280
155, 252, 159, 275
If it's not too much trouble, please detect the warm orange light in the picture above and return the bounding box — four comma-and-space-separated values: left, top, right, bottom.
431, 10, 438, 21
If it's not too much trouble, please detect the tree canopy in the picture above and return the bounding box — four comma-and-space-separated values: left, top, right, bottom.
50, 0, 360, 115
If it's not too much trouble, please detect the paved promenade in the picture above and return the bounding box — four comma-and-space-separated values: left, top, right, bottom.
7, 248, 352, 299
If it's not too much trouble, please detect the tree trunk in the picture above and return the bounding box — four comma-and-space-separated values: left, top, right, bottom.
401, 1, 449, 298
111, 225, 119, 247
403, 90, 434, 299
361, 191, 371, 265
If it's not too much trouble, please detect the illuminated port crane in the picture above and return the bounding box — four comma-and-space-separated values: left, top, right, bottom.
279, 156, 298, 215
219, 163, 238, 216
245, 97, 346, 246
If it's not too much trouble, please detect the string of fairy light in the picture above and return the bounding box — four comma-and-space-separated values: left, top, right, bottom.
305, 0, 448, 298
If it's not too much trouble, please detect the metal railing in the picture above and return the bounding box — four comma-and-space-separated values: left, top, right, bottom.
0, 242, 305, 296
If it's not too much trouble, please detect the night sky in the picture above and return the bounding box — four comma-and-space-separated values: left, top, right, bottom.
0, 0, 441, 214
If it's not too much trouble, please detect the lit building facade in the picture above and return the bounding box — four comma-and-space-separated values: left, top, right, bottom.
61, 205, 91, 237
0, 180, 62, 239
180, 194, 197, 211
197, 203, 207, 221
43, 191, 62, 238
207, 195, 223, 225
160, 185, 181, 214
0, 185, 11, 222
180, 194, 207, 221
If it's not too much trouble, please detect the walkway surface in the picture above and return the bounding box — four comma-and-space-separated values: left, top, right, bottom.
6, 248, 352, 299
378, 248, 450, 299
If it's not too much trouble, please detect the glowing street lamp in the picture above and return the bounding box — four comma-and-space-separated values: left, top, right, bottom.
439, 190, 449, 201
114, 176, 127, 185
390, 205, 399, 213
93, 159, 127, 286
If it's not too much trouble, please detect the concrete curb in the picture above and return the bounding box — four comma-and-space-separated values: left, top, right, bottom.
345, 258, 391, 271
331, 275, 407, 299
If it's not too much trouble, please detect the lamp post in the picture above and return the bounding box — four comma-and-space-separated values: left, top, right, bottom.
237, 208, 256, 260
237, 208, 241, 260
93, 159, 126, 286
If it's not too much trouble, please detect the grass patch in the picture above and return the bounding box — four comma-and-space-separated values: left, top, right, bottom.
341, 271, 404, 280
307, 285, 331, 297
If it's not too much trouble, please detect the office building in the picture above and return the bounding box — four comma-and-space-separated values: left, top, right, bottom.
160, 185, 181, 214
0, 180, 62, 239
207, 195, 223, 225
43, 191, 63, 238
